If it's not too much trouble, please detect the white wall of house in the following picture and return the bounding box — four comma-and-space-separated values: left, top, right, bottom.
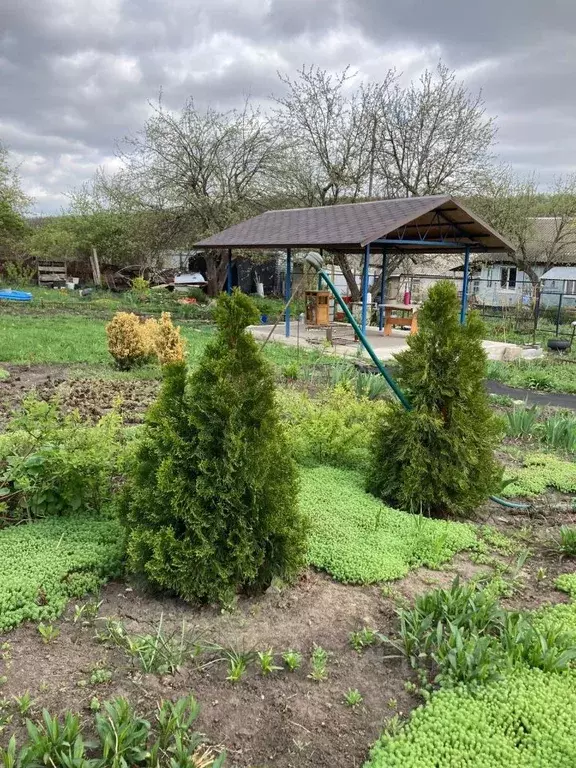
471, 263, 576, 308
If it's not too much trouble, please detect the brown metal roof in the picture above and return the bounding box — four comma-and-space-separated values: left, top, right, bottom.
195, 195, 515, 254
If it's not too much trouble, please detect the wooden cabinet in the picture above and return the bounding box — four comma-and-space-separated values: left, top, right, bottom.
305, 291, 331, 327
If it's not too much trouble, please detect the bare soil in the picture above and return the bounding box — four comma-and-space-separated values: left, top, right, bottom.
0, 572, 418, 768
0, 364, 159, 425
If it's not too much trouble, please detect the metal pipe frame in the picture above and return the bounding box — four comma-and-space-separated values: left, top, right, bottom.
460, 245, 470, 324
379, 250, 387, 331
361, 243, 371, 333
285, 247, 292, 337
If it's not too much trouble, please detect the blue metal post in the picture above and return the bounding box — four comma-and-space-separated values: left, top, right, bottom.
378, 250, 388, 331
226, 249, 232, 295
460, 245, 470, 324
318, 248, 323, 289
285, 248, 292, 337
361, 243, 371, 333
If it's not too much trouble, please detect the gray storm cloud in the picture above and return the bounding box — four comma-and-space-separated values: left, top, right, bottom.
1, 0, 574, 212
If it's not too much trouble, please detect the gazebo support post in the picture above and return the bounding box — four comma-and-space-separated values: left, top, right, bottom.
460, 245, 470, 324
226, 249, 233, 295
378, 249, 388, 331
361, 243, 371, 333
285, 247, 292, 337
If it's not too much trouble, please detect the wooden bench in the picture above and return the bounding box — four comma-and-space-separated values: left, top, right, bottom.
382, 303, 419, 337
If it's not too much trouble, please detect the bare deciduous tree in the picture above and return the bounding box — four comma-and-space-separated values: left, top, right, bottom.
101, 98, 282, 294
273, 66, 393, 299
374, 63, 496, 198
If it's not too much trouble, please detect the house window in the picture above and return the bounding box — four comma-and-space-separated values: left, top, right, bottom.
500, 267, 517, 290
566, 280, 576, 296
486, 267, 493, 288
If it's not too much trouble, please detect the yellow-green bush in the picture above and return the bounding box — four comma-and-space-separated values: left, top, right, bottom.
154, 311, 186, 365
106, 312, 156, 369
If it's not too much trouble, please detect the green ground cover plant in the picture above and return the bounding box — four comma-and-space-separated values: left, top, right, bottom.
487, 358, 576, 395
302, 466, 477, 583
365, 667, 576, 768
278, 385, 389, 472
502, 454, 576, 497
0, 396, 124, 521
120, 291, 307, 606
368, 282, 502, 517
555, 573, 576, 599
367, 576, 576, 767
0, 517, 124, 631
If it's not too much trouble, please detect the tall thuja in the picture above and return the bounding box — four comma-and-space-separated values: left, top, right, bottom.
120, 290, 307, 604
368, 281, 502, 516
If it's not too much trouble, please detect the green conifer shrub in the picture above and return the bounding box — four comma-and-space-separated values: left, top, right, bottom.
119, 290, 307, 605
367, 281, 502, 517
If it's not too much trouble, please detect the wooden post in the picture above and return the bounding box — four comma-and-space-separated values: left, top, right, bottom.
90, 246, 102, 287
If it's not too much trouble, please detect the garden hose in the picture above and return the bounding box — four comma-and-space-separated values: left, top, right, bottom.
302, 251, 531, 511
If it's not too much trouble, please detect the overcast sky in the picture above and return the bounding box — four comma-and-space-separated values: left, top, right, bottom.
1, 0, 575, 214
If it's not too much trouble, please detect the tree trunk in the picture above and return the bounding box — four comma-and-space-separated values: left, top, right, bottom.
205, 251, 229, 296
333, 253, 361, 302
522, 265, 541, 345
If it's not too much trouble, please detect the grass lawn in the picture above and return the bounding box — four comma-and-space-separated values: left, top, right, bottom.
0, 312, 326, 369
487, 358, 576, 395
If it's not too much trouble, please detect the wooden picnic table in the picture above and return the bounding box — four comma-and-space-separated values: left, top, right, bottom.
381, 302, 419, 337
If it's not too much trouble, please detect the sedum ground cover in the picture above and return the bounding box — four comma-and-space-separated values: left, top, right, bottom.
366, 575, 576, 768
0, 517, 124, 632
366, 667, 576, 768
301, 466, 477, 583
503, 453, 576, 497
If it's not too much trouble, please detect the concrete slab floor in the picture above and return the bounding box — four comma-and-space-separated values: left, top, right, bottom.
249, 323, 543, 362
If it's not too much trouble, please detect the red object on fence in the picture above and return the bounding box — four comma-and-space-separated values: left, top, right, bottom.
403, 290, 411, 305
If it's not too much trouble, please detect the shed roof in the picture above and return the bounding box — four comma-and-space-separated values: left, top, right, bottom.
541, 266, 576, 280
195, 195, 515, 254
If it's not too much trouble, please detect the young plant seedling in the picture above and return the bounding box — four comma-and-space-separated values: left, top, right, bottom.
89, 697, 101, 712
73, 600, 103, 625
13, 692, 33, 715
37, 623, 60, 644
349, 627, 377, 653
536, 567, 547, 582
308, 645, 328, 682
257, 649, 281, 676
226, 657, 248, 684
344, 689, 363, 708
89, 667, 112, 685
282, 650, 302, 672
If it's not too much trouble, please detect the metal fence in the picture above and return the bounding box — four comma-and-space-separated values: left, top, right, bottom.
468, 277, 576, 342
